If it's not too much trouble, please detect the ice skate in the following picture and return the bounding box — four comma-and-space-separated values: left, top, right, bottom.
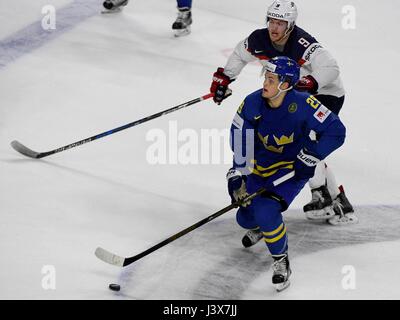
328, 186, 358, 225
242, 229, 263, 248
172, 8, 192, 37
102, 0, 129, 14
272, 254, 291, 292
303, 185, 335, 220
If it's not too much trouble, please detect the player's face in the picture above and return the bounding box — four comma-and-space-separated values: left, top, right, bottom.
268, 18, 288, 42
262, 72, 281, 99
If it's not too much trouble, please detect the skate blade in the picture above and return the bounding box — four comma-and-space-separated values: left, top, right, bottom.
328, 213, 359, 226
174, 27, 191, 37
305, 206, 335, 220
101, 7, 123, 14
275, 280, 290, 292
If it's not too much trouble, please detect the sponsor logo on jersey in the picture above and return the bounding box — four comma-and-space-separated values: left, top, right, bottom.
313, 105, 331, 123
302, 43, 323, 62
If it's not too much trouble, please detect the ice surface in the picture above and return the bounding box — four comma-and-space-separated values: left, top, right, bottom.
0, 0, 399, 299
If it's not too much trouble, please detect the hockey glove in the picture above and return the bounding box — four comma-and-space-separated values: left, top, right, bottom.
226, 168, 251, 207
295, 75, 319, 94
294, 148, 320, 181
210, 67, 233, 105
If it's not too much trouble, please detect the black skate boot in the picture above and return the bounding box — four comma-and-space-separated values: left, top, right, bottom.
303, 185, 335, 220
328, 185, 358, 225
102, 0, 129, 14
272, 254, 291, 292
242, 229, 263, 248
172, 7, 192, 37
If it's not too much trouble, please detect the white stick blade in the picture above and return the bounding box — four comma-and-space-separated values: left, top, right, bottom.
11, 140, 40, 158
95, 247, 125, 267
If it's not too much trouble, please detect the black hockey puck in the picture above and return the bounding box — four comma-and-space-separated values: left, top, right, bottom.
109, 283, 121, 291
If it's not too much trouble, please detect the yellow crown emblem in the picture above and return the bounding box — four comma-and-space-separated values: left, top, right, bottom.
266, 145, 284, 153
258, 133, 284, 153
258, 133, 269, 144
273, 133, 294, 146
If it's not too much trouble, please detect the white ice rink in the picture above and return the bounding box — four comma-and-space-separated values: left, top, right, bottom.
1, 0, 400, 299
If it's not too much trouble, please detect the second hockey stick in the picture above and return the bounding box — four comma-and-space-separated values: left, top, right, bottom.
11, 93, 214, 159
95, 171, 295, 268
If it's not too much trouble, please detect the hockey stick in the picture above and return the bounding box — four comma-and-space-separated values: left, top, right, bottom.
10, 93, 214, 159
95, 171, 295, 267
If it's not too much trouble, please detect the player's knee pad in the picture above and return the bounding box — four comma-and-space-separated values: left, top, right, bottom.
236, 207, 257, 230
253, 198, 283, 231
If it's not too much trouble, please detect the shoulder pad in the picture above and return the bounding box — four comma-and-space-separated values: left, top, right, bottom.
289, 26, 321, 64
247, 28, 271, 59
237, 89, 263, 121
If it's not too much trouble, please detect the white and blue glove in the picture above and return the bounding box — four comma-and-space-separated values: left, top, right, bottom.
226, 168, 251, 207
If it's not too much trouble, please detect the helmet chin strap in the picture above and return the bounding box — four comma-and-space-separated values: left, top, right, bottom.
284, 23, 295, 37
269, 81, 293, 101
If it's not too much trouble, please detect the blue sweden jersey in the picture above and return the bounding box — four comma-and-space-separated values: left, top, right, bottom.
230, 89, 346, 185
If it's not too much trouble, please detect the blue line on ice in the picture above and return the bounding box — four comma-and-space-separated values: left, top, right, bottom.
0, 0, 99, 69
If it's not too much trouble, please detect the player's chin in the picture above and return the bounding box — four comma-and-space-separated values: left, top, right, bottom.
262, 89, 270, 98
269, 34, 279, 42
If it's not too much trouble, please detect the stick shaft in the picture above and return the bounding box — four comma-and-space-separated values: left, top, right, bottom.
21, 93, 214, 158
121, 171, 295, 266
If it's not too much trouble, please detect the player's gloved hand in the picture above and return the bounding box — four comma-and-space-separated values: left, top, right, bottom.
226, 168, 251, 207
295, 75, 319, 94
210, 67, 233, 105
294, 148, 320, 180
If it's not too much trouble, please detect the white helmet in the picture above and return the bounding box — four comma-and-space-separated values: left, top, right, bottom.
267, 0, 298, 32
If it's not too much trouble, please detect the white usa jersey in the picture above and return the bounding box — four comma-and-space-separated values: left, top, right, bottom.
224, 26, 345, 98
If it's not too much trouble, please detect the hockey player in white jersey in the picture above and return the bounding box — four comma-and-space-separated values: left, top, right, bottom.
210, 0, 357, 225
102, 0, 193, 37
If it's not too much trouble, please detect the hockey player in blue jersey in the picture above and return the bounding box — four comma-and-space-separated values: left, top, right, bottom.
227, 56, 346, 291
211, 0, 357, 225
102, 0, 193, 37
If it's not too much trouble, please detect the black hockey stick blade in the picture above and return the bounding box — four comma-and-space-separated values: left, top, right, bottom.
95, 171, 295, 268
10, 140, 42, 159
